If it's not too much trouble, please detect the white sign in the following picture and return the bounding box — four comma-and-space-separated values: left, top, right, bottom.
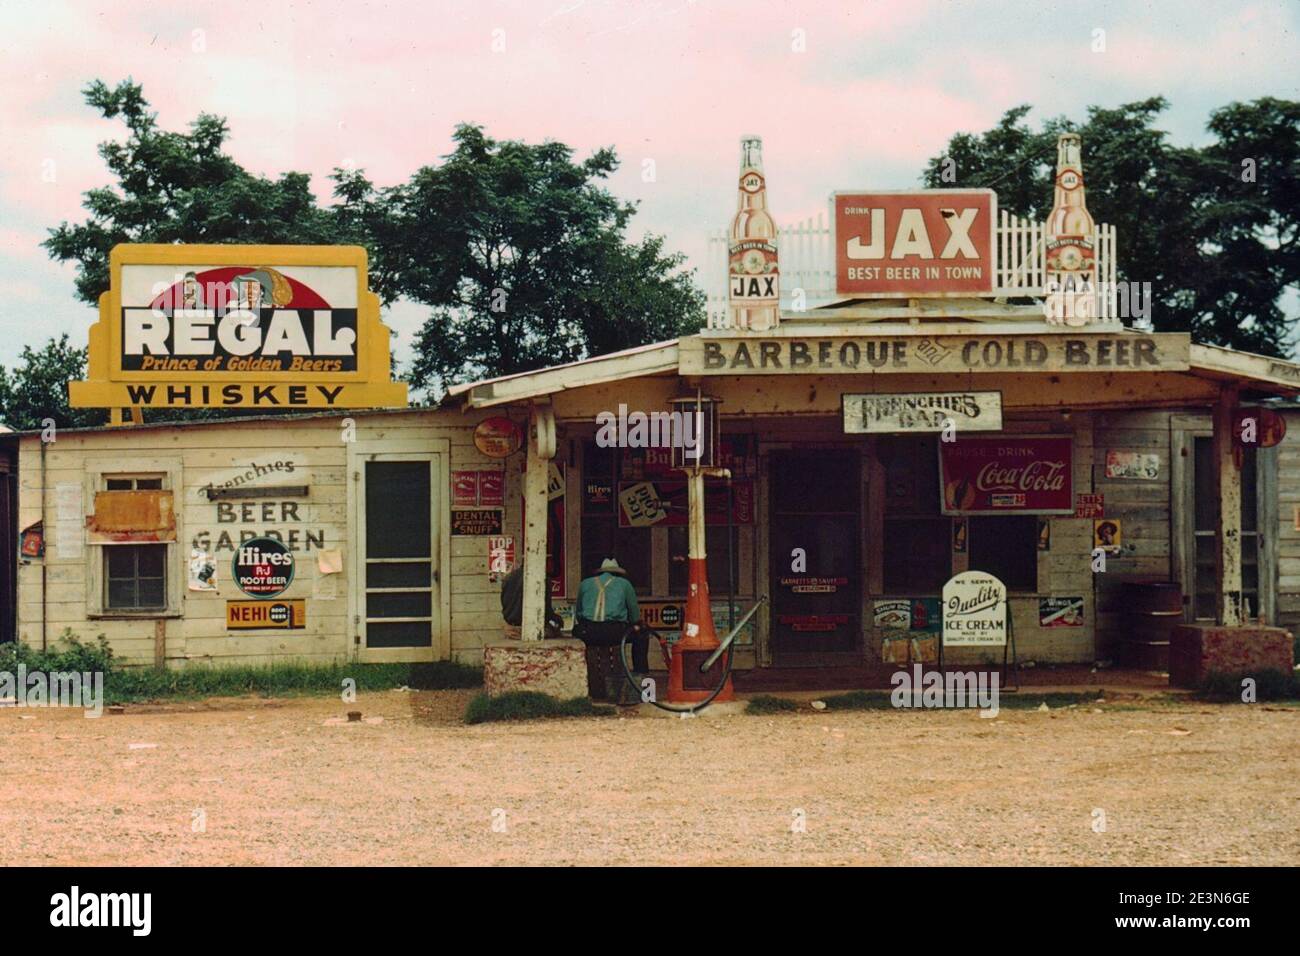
843, 391, 1003, 433
942, 571, 1007, 646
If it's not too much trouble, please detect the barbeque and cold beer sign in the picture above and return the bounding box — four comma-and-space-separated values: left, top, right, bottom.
70, 244, 408, 410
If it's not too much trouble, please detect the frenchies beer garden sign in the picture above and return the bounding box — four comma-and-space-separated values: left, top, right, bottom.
70, 244, 408, 411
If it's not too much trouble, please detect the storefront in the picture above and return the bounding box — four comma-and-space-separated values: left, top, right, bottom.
5, 136, 1299, 684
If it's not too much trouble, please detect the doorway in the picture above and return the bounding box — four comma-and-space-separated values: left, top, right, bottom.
352, 449, 448, 662
768, 449, 861, 661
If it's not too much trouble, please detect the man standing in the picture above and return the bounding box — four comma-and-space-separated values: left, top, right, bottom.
575, 558, 648, 704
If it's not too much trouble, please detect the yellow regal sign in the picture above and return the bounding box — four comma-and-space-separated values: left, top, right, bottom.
70, 244, 407, 412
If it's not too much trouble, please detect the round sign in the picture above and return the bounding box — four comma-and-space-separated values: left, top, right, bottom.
474, 417, 523, 459
268, 602, 292, 625
233, 536, 295, 598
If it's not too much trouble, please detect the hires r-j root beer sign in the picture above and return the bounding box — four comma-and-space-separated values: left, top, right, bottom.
835, 191, 996, 297
939, 436, 1073, 515
69, 244, 407, 410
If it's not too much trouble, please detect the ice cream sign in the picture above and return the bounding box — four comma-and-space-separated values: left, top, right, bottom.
834, 191, 996, 297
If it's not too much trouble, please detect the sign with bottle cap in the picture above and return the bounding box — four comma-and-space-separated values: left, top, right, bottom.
834, 190, 996, 297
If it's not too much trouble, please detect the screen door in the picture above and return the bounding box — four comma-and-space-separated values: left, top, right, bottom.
359, 455, 441, 662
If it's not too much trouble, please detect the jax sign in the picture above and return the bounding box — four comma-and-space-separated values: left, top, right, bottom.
69, 244, 408, 411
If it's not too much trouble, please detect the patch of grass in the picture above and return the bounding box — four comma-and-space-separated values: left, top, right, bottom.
821, 690, 895, 711
106, 660, 482, 703
1, 631, 482, 703
463, 691, 616, 724
744, 694, 801, 715
1196, 669, 1300, 703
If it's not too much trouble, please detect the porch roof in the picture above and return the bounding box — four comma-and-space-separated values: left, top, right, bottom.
445, 329, 1300, 409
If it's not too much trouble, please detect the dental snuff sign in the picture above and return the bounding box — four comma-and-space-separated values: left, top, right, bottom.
69, 244, 408, 411
942, 571, 1007, 647
835, 190, 995, 297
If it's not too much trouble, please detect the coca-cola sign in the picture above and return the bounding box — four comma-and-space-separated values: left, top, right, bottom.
939, 437, 1073, 515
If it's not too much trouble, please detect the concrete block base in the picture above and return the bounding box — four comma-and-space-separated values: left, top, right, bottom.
482, 639, 589, 699
1168, 624, 1295, 688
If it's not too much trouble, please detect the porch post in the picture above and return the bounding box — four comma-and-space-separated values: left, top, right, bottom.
522, 400, 555, 641
1212, 386, 1244, 627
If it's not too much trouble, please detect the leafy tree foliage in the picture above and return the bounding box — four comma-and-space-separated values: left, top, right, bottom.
923, 97, 1300, 355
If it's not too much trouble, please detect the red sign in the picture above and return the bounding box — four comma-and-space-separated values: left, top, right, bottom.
478, 470, 505, 506
452, 471, 478, 506
939, 437, 1073, 514
473, 417, 522, 459
835, 190, 996, 297
1074, 493, 1105, 518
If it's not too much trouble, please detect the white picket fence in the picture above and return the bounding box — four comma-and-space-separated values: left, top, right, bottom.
705, 205, 1118, 328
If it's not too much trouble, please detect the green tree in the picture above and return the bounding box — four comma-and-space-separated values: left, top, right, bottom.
43, 79, 360, 306
386, 125, 704, 394
922, 97, 1300, 355
42, 82, 704, 405
0, 335, 106, 431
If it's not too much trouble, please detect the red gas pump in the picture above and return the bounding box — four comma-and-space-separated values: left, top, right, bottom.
663, 393, 734, 705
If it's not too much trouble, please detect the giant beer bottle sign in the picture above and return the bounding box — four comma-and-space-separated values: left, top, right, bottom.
1044, 134, 1097, 326
728, 135, 779, 331
70, 244, 408, 410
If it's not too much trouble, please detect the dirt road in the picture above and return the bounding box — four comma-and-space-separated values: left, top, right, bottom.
1, 691, 1295, 865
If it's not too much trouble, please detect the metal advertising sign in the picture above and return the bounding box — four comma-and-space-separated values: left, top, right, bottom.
941, 571, 1007, 647
939, 436, 1073, 515
473, 417, 522, 459
843, 391, 1002, 433
834, 190, 996, 297
232, 536, 295, 598
70, 244, 407, 411
226, 599, 306, 630
451, 509, 503, 536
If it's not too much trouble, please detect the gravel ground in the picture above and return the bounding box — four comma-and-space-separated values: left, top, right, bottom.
1, 690, 1296, 866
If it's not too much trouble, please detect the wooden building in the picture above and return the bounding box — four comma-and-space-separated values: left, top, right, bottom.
3, 139, 1297, 685
7, 321, 1298, 677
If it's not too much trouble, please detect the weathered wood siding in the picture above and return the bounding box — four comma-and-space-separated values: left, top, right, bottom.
15, 409, 511, 668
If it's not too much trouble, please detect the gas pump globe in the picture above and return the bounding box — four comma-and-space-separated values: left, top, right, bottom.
668, 393, 720, 470
662, 391, 735, 704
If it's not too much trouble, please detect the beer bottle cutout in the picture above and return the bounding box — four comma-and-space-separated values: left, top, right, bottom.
728, 135, 780, 331
1044, 133, 1097, 326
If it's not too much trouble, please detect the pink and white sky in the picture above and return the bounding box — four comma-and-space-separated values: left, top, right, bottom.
1, 0, 1297, 371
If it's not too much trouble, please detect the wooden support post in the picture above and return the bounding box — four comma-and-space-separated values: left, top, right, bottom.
522, 402, 555, 642
153, 619, 166, 670
1213, 387, 1244, 627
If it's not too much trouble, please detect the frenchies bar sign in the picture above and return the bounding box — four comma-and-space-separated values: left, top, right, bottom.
939, 436, 1073, 515
835, 190, 996, 297
70, 244, 408, 410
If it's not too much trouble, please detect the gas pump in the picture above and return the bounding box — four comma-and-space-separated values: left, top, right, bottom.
615, 392, 765, 713
667, 392, 732, 704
